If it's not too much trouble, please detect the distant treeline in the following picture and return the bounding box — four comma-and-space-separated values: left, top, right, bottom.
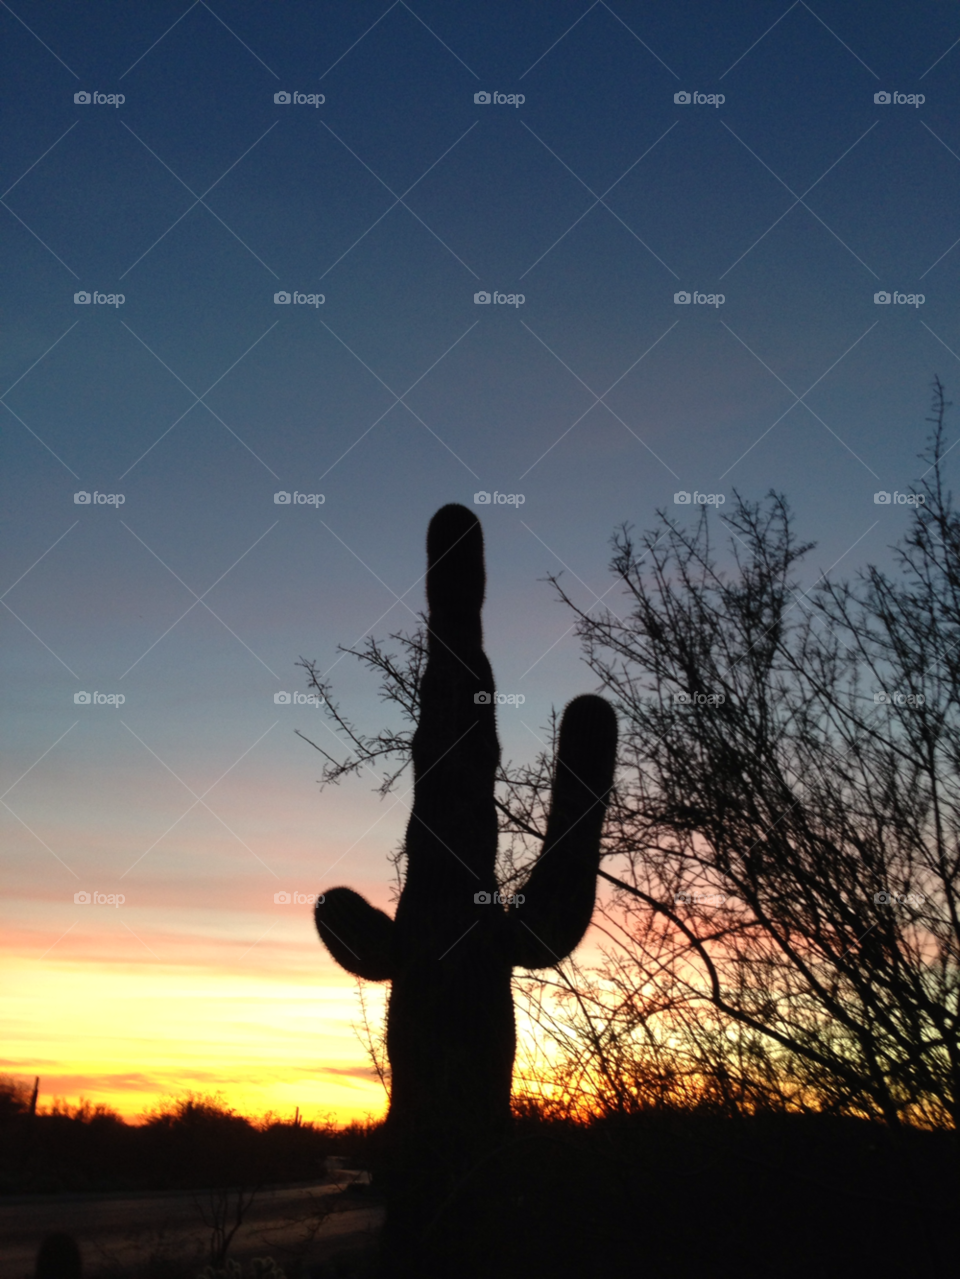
0, 1076, 380, 1195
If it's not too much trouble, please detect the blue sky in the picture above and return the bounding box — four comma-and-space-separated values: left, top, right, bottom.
2, 0, 959, 1118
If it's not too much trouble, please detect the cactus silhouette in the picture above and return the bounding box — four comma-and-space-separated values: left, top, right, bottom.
314, 504, 617, 1275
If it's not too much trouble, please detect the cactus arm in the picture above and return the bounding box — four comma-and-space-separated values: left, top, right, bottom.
315, 886, 395, 981
507, 693, 618, 969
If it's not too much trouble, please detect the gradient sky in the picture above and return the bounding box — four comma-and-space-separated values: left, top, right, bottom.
3, 0, 960, 1123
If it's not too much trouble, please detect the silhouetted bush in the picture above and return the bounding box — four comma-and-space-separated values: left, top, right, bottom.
0, 1078, 381, 1195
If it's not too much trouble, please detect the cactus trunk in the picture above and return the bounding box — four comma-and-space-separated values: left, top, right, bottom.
315, 504, 617, 1276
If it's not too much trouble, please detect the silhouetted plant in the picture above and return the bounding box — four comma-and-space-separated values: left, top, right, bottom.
528, 378, 960, 1132
307, 504, 617, 1275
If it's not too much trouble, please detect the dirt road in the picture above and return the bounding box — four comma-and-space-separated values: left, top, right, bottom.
0, 1174, 382, 1277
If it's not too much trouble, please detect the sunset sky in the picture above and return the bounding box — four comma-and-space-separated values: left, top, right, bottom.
3, 0, 959, 1123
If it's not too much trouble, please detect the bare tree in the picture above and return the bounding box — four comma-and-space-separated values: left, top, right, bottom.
535, 378, 959, 1131
196, 1183, 262, 1270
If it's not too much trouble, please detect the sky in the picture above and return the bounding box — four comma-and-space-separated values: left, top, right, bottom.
2, 0, 959, 1123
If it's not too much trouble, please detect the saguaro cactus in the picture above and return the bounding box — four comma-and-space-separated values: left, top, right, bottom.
314, 503, 617, 1274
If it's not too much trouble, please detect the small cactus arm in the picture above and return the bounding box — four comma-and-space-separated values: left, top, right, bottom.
314, 503, 617, 1267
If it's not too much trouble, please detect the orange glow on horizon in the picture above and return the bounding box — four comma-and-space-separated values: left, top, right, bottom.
2, 951, 390, 1126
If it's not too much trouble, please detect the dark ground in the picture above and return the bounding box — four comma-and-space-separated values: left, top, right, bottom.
3, 1110, 955, 1279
